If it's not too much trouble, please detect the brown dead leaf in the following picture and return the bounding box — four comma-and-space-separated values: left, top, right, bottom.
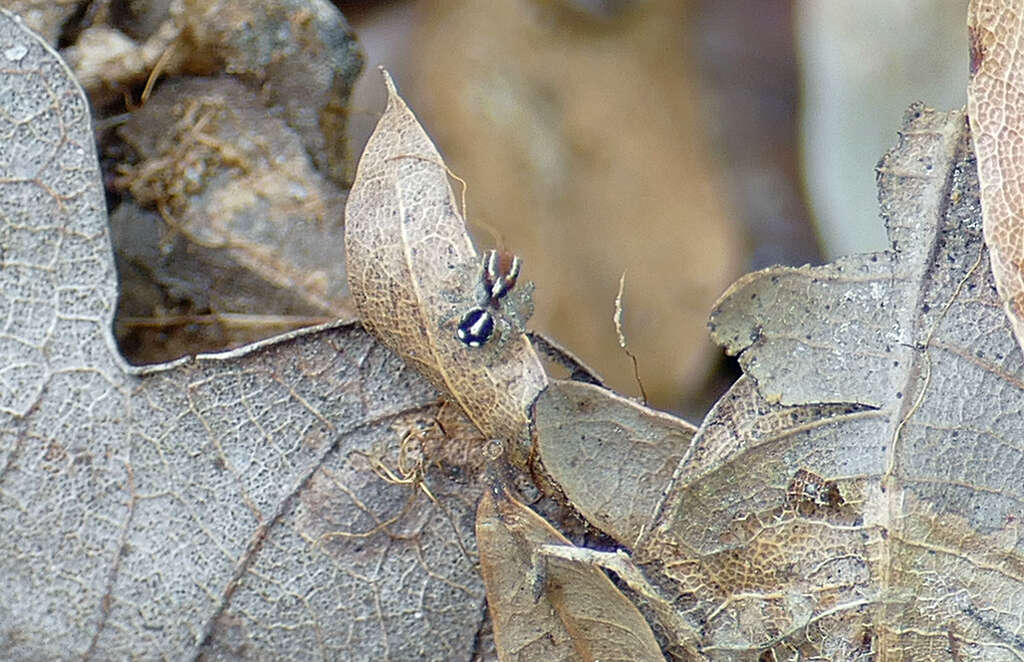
638, 376, 877, 656
967, 0, 1024, 356
625, 106, 1024, 659
476, 481, 666, 662
345, 70, 548, 464
534, 379, 696, 547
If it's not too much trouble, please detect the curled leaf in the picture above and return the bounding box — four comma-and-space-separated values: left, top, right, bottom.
345, 70, 547, 462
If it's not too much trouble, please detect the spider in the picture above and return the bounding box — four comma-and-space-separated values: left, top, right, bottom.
456, 249, 522, 348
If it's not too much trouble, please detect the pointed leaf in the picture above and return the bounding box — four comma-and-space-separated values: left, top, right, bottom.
534, 379, 696, 547
344, 70, 547, 462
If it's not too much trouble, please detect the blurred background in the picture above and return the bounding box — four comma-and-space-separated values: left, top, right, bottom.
340, 0, 969, 417
5, 0, 969, 420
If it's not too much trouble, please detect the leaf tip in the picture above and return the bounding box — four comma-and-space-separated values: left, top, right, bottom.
378, 65, 399, 100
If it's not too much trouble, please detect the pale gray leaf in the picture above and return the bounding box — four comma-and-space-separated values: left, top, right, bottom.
0, 11, 486, 660
708, 105, 965, 408
642, 106, 1024, 659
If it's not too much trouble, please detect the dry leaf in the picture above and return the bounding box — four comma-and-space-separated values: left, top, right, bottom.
345, 70, 548, 465
476, 482, 666, 662
628, 105, 1024, 659
0, 14, 488, 658
707, 105, 965, 408
967, 0, 1024, 357
534, 379, 696, 547
639, 375, 876, 656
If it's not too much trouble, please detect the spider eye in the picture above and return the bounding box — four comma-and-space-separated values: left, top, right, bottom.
456, 307, 494, 347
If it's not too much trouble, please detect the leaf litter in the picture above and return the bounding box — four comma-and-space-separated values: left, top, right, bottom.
631, 106, 1024, 659
6, 4, 1024, 659
344, 70, 667, 661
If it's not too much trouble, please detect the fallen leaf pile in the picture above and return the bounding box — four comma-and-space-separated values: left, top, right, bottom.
343, 71, 1024, 660
5, 3, 1024, 661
